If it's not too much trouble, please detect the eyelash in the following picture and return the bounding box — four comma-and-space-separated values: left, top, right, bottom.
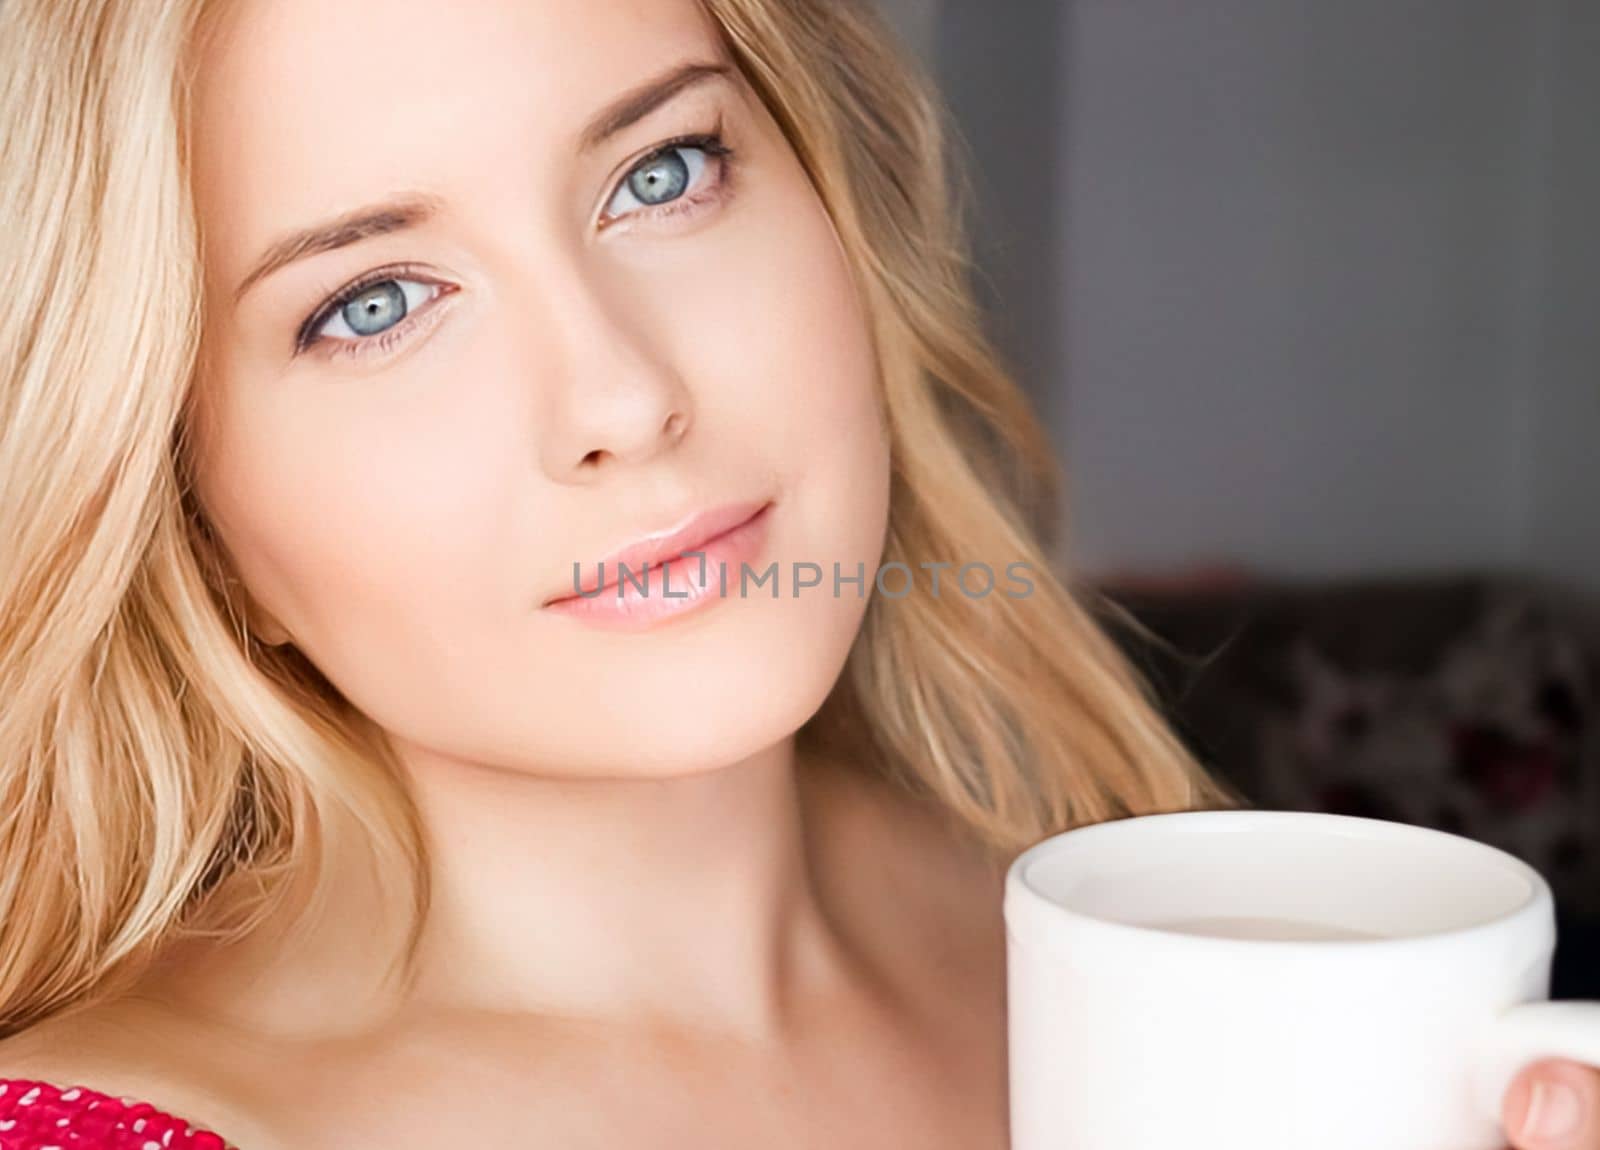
293, 125, 739, 361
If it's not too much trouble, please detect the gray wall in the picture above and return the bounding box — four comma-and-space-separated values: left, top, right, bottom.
934, 2, 1066, 429
1058, 0, 1542, 580
875, 0, 1595, 591
872, 0, 1066, 433
1519, 1, 1600, 591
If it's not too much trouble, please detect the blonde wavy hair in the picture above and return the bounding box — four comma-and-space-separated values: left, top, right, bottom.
0, 0, 1238, 1039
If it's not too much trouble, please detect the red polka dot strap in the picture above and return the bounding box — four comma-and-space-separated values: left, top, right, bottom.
0, 1079, 235, 1149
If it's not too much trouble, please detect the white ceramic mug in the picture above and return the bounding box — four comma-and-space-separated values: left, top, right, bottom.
1004, 809, 1600, 1150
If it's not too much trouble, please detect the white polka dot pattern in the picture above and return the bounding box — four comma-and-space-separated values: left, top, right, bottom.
0, 1080, 233, 1149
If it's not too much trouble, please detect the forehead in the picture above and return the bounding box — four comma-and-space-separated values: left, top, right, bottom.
188, 0, 726, 270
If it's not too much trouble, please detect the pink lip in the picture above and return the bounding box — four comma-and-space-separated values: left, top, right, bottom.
541, 500, 775, 631
544, 498, 774, 607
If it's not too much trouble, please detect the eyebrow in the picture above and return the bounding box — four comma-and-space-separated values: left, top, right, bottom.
578, 59, 731, 153
231, 58, 734, 306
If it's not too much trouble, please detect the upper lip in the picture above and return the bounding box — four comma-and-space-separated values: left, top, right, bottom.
543, 498, 772, 605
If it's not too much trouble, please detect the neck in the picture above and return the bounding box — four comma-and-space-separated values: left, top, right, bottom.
140, 738, 882, 1045
398, 736, 856, 1037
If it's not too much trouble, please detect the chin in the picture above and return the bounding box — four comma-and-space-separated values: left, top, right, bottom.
531, 583, 870, 779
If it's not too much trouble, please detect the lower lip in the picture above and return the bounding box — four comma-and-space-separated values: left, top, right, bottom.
543, 502, 775, 631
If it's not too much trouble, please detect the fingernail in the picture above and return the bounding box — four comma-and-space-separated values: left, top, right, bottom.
1521, 1080, 1582, 1143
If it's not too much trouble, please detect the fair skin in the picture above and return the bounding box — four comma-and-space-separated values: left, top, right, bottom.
1, 1, 1596, 1147
0, 0, 1006, 1145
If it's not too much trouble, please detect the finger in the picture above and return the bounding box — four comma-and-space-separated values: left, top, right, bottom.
1502, 1058, 1600, 1149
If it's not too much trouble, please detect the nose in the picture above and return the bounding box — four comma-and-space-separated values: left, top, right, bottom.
536, 268, 693, 482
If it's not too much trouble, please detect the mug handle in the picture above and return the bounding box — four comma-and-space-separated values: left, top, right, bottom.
1473, 1001, 1600, 1125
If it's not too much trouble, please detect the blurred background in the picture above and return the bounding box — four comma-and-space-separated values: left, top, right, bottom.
870, 0, 1598, 996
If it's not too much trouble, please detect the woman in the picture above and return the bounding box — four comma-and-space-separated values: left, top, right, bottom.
0, 0, 1592, 1146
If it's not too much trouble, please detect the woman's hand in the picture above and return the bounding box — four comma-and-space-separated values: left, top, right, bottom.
1505, 1059, 1600, 1149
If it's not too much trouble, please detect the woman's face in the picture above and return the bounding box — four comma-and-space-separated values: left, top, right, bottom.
186, 0, 891, 776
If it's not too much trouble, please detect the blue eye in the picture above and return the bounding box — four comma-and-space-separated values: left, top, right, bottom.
601, 132, 733, 224
632, 149, 695, 204
320, 278, 437, 341
294, 270, 450, 358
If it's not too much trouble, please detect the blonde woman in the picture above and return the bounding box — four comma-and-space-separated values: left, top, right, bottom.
0, 1, 1593, 1147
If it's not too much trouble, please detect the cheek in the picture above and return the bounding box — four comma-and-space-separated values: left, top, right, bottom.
192, 344, 527, 677
745, 204, 890, 580
658, 173, 890, 548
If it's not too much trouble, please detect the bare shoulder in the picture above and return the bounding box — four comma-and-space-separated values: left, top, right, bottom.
0, 997, 280, 1147
0, 996, 170, 1085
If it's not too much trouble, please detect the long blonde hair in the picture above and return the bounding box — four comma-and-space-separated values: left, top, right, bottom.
0, 0, 1236, 1038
